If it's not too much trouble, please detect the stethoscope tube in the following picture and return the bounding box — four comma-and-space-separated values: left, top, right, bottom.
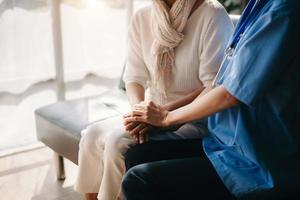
226, 0, 268, 58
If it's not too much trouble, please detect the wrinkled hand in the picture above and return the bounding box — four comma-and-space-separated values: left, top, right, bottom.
123, 114, 153, 144
124, 101, 169, 127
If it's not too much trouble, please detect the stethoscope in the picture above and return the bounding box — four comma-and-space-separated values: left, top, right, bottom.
212, 0, 268, 86
225, 0, 268, 58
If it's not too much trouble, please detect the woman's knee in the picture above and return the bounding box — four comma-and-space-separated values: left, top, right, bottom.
104, 129, 133, 158
79, 125, 104, 154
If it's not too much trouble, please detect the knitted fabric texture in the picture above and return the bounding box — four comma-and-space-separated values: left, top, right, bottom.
151, 0, 196, 99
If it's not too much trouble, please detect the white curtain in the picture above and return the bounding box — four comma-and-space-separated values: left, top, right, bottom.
0, 0, 151, 151
0, 0, 128, 94
0, 0, 128, 151
0, 0, 54, 93
60, 0, 127, 82
103, 0, 126, 8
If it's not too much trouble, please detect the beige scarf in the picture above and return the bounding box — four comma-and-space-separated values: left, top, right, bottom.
151, 0, 196, 99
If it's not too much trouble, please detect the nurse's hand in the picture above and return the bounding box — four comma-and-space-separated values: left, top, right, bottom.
124, 101, 169, 127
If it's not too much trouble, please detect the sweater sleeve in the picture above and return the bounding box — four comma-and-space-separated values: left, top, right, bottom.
123, 11, 150, 89
198, 7, 234, 86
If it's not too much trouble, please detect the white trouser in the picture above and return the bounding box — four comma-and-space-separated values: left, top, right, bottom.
74, 114, 206, 200
74, 115, 135, 200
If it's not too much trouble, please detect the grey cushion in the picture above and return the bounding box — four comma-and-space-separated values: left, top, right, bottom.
35, 90, 127, 164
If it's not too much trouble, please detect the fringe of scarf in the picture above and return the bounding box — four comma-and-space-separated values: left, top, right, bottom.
151, 0, 196, 101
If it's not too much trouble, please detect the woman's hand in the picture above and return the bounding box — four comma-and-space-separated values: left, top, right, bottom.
124, 101, 169, 127
129, 122, 153, 144
123, 114, 153, 144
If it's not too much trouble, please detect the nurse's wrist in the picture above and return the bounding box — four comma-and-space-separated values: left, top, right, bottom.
161, 104, 171, 111
162, 111, 175, 127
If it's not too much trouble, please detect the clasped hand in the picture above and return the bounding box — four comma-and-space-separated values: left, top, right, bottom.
123, 101, 169, 144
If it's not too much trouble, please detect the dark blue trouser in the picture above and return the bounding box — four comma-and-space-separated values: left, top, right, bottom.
124, 121, 207, 169
122, 138, 235, 200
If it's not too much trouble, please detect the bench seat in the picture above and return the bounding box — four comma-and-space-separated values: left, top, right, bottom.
35, 89, 128, 165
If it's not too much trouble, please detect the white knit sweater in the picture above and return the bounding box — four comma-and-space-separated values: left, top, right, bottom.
123, 0, 234, 105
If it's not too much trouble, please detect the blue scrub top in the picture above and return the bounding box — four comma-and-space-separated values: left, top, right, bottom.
203, 0, 300, 197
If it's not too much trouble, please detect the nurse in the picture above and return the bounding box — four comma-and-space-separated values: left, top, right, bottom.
122, 0, 300, 199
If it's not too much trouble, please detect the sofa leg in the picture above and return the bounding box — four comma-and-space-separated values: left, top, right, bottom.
54, 153, 66, 180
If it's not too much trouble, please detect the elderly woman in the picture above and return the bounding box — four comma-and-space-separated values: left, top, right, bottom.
74, 0, 233, 200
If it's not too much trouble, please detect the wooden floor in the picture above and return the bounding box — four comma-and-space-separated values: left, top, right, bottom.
0, 147, 83, 200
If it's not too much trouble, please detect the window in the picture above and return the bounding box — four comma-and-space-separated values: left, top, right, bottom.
0, 0, 150, 152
